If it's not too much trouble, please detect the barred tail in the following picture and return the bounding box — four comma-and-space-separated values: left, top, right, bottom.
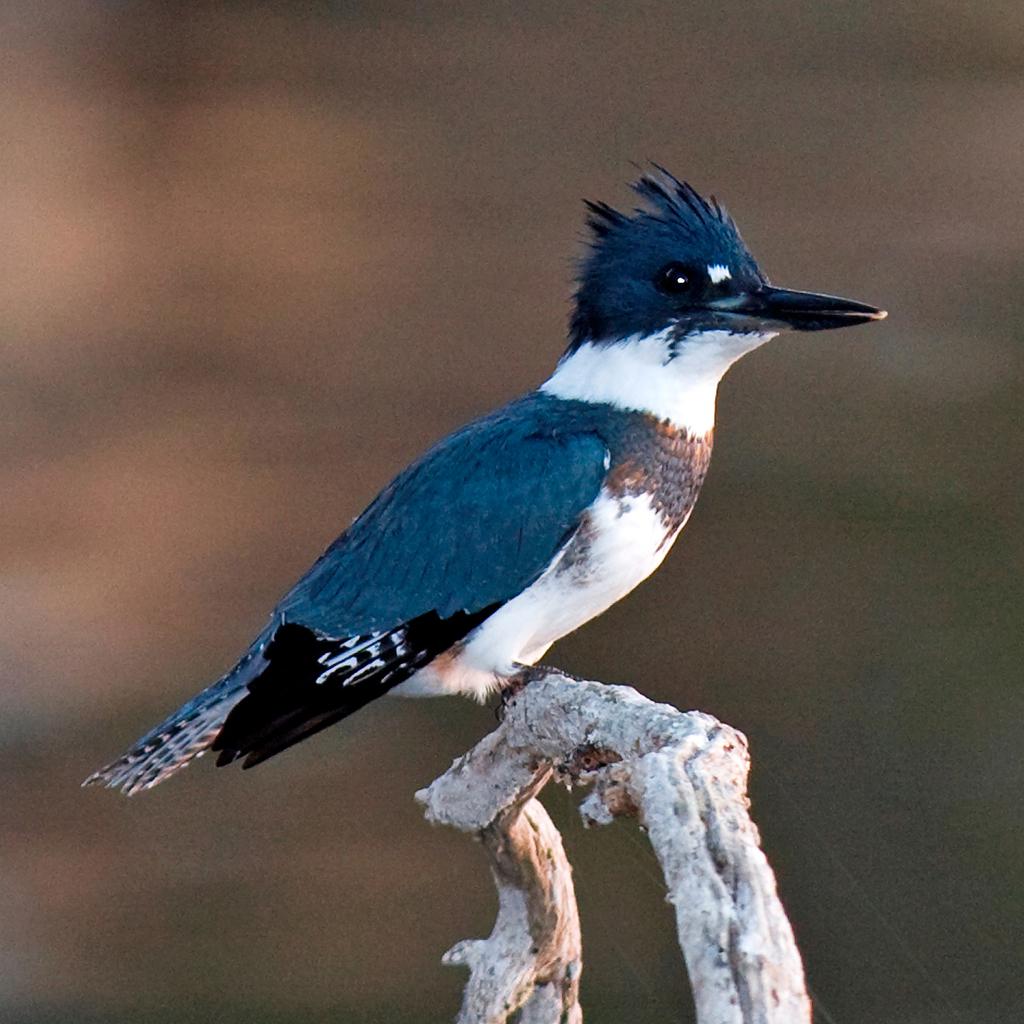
83, 644, 266, 796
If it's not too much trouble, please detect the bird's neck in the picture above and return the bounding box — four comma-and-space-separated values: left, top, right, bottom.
540, 327, 775, 436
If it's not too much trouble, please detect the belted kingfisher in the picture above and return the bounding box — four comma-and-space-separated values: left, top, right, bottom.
86, 168, 885, 795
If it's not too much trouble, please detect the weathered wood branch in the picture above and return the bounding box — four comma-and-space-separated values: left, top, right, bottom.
416, 670, 811, 1024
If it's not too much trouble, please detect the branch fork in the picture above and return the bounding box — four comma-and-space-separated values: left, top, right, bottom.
415, 670, 810, 1024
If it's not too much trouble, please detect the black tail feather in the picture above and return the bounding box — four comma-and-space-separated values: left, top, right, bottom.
211, 608, 497, 769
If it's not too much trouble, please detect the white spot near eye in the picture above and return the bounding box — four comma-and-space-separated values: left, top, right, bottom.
707, 263, 732, 284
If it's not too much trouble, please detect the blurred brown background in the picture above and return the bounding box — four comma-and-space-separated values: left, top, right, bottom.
2, 2, 1022, 1022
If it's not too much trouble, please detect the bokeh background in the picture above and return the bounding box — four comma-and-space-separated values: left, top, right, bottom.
3, 2, 1023, 1022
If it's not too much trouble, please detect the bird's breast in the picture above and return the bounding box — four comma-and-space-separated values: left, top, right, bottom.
394, 418, 714, 702
408, 492, 697, 703
603, 418, 714, 533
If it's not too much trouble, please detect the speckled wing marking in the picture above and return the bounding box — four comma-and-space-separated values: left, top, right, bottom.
314, 629, 408, 686
211, 606, 496, 769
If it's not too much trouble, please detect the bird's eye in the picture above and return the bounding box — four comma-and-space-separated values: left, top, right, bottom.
656, 263, 692, 294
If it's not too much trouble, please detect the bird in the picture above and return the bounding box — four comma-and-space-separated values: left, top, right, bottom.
85, 167, 886, 796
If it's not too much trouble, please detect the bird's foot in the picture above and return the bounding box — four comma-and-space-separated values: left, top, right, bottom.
493, 665, 543, 721
493, 664, 569, 720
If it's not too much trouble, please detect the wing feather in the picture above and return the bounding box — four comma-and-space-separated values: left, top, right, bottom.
88, 394, 611, 787
278, 394, 609, 634
214, 394, 610, 768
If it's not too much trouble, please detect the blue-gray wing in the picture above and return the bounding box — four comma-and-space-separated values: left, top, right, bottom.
276, 396, 610, 636
86, 395, 611, 789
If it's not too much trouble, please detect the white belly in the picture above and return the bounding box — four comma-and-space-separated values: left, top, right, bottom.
391, 488, 687, 701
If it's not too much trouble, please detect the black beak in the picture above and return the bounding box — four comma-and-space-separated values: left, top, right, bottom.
742, 286, 887, 331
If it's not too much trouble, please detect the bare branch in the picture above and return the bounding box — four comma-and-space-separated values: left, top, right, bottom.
416, 670, 810, 1024
442, 790, 582, 1024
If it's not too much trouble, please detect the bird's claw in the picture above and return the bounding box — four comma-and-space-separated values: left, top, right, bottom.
494, 665, 536, 721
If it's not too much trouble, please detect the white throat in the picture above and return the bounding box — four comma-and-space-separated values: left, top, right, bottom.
540, 328, 777, 435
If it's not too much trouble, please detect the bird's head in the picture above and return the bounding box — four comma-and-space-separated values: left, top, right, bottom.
568, 167, 886, 356
543, 168, 886, 435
